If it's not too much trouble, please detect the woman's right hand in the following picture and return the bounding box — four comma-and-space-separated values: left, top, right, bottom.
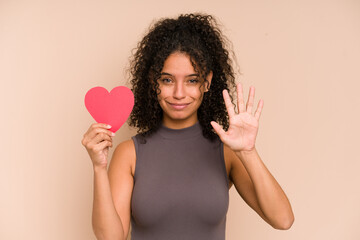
81, 123, 115, 169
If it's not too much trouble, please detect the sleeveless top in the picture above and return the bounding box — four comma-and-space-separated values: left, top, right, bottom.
130, 121, 229, 240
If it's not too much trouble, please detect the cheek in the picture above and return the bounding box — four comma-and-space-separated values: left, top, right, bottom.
157, 87, 169, 101
189, 88, 204, 99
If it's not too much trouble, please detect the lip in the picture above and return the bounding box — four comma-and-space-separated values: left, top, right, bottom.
167, 102, 190, 110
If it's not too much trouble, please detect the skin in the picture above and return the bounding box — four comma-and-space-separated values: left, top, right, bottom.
91, 50, 294, 239
157, 51, 294, 229
155, 51, 294, 229
156, 51, 212, 129
211, 79, 295, 229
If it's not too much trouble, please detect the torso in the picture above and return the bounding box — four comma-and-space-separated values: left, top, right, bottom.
129, 125, 230, 239
129, 143, 234, 190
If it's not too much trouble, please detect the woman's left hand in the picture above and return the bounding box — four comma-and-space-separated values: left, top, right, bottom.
211, 83, 264, 152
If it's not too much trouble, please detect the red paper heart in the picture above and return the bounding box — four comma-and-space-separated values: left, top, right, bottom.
84, 86, 134, 133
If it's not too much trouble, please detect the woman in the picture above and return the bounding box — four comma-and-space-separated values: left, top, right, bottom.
82, 13, 294, 240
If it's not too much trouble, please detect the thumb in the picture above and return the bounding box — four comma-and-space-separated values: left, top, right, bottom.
210, 121, 227, 140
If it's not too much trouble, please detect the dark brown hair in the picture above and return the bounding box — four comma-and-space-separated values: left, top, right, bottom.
127, 13, 237, 141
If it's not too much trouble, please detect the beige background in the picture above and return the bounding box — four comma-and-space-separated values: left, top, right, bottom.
1, 0, 359, 239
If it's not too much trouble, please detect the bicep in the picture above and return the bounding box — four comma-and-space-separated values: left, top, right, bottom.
226, 146, 271, 224
108, 139, 135, 240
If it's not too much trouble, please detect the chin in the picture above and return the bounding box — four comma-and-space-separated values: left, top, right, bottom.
167, 113, 190, 120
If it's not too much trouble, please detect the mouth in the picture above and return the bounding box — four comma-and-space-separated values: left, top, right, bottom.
167, 102, 190, 110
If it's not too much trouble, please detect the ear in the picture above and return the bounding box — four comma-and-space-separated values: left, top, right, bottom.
204, 71, 213, 92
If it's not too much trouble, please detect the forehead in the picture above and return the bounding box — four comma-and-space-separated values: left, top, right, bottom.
161, 52, 197, 77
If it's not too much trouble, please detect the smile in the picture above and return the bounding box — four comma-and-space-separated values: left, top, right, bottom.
167, 102, 190, 110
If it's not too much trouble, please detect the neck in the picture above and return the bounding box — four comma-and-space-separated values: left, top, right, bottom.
162, 115, 198, 129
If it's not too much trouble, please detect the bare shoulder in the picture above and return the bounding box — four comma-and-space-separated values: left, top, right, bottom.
110, 139, 136, 177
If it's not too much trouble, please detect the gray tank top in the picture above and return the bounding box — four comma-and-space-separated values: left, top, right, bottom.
130, 121, 229, 240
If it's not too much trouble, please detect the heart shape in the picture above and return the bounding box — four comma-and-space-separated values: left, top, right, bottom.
84, 86, 134, 133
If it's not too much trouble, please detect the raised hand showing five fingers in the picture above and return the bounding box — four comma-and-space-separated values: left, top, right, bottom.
211, 83, 264, 152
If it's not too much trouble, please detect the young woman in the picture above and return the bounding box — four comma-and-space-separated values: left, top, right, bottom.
82, 13, 294, 240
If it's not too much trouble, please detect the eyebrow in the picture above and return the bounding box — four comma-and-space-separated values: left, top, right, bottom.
160, 72, 199, 77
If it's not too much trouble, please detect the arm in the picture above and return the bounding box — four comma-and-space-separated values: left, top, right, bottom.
229, 146, 294, 229
211, 83, 294, 230
92, 139, 135, 240
82, 123, 132, 240
92, 166, 125, 240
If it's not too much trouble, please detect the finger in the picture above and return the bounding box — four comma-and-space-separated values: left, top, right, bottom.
87, 125, 115, 140
94, 140, 113, 152
246, 86, 255, 114
237, 83, 246, 113
254, 99, 264, 121
84, 123, 110, 140
93, 132, 113, 145
223, 89, 235, 118
84, 130, 113, 146
210, 121, 227, 141
88, 123, 111, 133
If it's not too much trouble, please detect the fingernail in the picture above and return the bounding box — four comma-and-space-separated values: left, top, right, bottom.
107, 125, 112, 128
111, 132, 115, 136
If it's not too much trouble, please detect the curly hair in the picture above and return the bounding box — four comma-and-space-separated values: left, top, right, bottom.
127, 13, 237, 142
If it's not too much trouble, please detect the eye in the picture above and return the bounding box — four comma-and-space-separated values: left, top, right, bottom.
188, 79, 199, 84
161, 78, 172, 83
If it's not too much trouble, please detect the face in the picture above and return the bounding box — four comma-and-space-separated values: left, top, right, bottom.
156, 51, 212, 129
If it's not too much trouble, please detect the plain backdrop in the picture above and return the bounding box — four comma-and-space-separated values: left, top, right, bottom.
1, 0, 360, 239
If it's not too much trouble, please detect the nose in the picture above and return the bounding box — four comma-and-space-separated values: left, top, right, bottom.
173, 81, 186, 99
